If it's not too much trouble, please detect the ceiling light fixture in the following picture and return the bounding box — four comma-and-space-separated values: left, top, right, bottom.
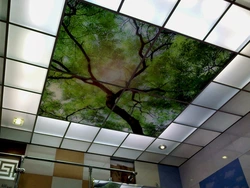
159, 144, 167, 150
13, 118, 24, 126
222, 156, 227, 159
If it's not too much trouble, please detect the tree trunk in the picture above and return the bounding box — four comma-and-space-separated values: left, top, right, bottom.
106, 94, 144, 135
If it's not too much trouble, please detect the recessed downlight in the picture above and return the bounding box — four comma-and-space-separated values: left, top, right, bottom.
13, 117, 24, 126
222, 155, 227, 159
159, 144, 167, 150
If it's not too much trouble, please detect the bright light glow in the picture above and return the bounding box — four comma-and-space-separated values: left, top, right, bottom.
13, 118, 24, 126
121, 0, 178, 26
7, 25, 55, 67
85, 0, 121, 11
206, 5, 250, 51
222, 156, 227, 159
10, 0, 65, 35
159, 145, 167, 150
166, 0, 229, 40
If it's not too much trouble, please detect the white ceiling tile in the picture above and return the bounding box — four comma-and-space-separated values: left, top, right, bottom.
121, 134, 155, 151
236, 0, 250, 8
94, 128, 128, 146
61, 139, 91, 152
138, 152, 165, 163
34, 116, 69, 137
201, 111, 241, 132
0, 0, 8, 20
65, 123, 99, 142
1, 109, 36, 131
25, 144, 57, 158
113, 148, 142, 160
166, 0, 229, 40
85, 0, 121, 11
159, 123, 196, 142
3, 87, 41, 114
0, 57, 4, 84
221, 91, 250, 116
88, 143, 117, 156
7, 24, 55, 67
170, 143, 202, 158
32, 133, 62, 147
146, 138, 180, 155
184, 129, 220, 146
0, 127, 32, 143
243, 82, 250, 91
10, 0, 65, 35
206, 5, 250, 51
0, 22, 6, 56
240, 42, 250, 56
174, 105, 215, 127
160, 156, 187, 166
5, 59, 47, 93
120, 0, 177, 26
214, 55, 250, 88
192, 82, 238, 109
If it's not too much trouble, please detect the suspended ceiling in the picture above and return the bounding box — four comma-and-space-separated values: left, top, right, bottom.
1, 0, 250, 167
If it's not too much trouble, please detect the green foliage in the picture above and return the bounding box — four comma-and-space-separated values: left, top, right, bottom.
39, 1, 233, 136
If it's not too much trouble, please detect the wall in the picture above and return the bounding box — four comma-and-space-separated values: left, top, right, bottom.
179, 113, 250, 188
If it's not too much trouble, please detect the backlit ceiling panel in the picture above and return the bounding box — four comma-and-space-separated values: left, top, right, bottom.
39, 1, 232, 137
2, 0, 250, 166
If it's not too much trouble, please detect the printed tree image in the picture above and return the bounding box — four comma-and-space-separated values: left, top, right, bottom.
39, 0, 234, 137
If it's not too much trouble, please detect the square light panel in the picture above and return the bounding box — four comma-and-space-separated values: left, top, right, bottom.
120, 0, 178, 26
138, 152, 165, 163
201, 111, 241, 132
174, 105, 215, 127
32, 133, 62, 147
214, 55, 250, 88
10, 0, 65, 35
34, 116, 69, 137
146, 138, 180, 154
121, 134, 155, 151
3, 87, 41, 114
7, 24, 55, 67
61, 139, 91, 152
0, 21, 6, 56
206, 5, 250, 51
88, 143, 117, 156
65, 123, 99, 142
94, 128, 128, 146
159, 123, 196, 142
5, 59, 47, 93
166, 0, 229, 39
113, 148, 142, 160
184, 129, 220, 146
84, 0, 122, 11
192, 82, 238, 109
0, 0, 8, 20
1, 109, 36, 131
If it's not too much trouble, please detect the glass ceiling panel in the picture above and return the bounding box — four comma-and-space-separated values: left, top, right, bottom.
1, 109, 36, 131
121, 134, 154, 151
159, 123, 196, 142
7, 24, 55, 67
137, 152, 165, 163
88, 143, 117, 156
34, 116, 69, 137
3, 87, 41, 114
10, 0, 65, 35
0, 21, 6, 56
146, 138, 180, 155
113, 148, 142, 160
184, 129, 220, 146
120, 0, 178, 26
0, 0, 8, 21
61, 139, 91, 152
165, 0, 229, 40
65, 123, 99, 142
4, 59, 47, 93
84, 0, 121, 11
94, 128, 128, 146
192, 82, 238, 109
214, 55, 250, 88
0, 127, 32, 143
221, 91, 250, 116
32, 133, 62, 147
206, 5, 250, 51
201, 111, 241, 132
174, 105, 216, 127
